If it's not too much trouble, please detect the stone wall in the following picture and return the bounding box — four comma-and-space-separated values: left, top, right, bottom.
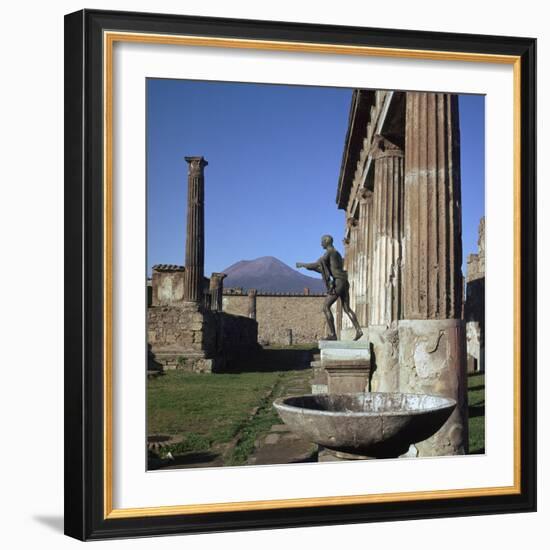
222, 292, 327, 345
464, 217, 485, 373
147, 303, 258, 372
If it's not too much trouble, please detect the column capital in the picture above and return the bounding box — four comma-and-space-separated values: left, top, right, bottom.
370, 135, 404, 160
209, 272, 227, 288
185, 156, 208, 176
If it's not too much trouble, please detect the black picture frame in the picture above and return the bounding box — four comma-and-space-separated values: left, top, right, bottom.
64, 8, 536, 541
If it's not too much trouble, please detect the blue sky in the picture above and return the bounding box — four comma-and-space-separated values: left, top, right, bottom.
147, 80, 484, 278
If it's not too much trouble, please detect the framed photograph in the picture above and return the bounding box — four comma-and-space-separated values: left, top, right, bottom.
64, 9, 536, 540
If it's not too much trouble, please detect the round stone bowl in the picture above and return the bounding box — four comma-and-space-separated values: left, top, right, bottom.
273, 392, 456, 458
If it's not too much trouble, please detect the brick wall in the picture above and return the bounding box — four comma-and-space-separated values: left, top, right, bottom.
222, 293, 327, 345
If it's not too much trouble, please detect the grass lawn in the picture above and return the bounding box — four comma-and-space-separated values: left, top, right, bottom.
147, 369, 281, 451
468, 372, 485, 454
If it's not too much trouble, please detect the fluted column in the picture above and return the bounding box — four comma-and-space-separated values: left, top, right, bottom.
398, 92, 467, 456
364, 190, 374, 328
183, 156, 208, 303
402, 93, 462, 319
369, 135, 404, 327
357, 189, 372, 326
347, 217, 359, 320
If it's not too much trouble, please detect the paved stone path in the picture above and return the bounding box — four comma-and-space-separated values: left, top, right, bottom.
247, 368, 317, 466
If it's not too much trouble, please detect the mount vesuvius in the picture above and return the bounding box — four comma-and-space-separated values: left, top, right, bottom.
222, 256, 325, 293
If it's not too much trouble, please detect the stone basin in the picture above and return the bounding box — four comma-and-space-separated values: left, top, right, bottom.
273, 392, 456, 458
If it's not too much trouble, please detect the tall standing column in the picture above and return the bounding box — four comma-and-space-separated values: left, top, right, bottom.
183, 156, 208, 303
369, 135, 404, 327
357, 189, 372, 327
402, 94, 462, 320
398, 92, 467, 456
368, 135, 404, 393
363, 190, 374, 328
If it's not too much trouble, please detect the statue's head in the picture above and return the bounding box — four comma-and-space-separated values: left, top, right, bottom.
321, 234, 334, 249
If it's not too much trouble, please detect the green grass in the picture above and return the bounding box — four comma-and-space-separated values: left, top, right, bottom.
147, 369, 280, 451
468, 372, 485, 454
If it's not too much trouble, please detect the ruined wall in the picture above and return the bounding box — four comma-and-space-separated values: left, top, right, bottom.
147, 304, 258, 372
222, 292, 327, 345
464, 217, 485, 373
151, 265, 185, 306
217, 312, 259, 357
221, 294, 249, 317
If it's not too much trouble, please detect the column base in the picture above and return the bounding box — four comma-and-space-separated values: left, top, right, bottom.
398, 319, 468, 456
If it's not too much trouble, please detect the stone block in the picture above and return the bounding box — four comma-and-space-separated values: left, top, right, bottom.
319, 340, 371, 363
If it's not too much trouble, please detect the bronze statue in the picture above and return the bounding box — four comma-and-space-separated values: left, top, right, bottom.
296, 235, 363, 341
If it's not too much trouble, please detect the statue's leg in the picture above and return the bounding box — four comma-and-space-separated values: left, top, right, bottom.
338, 280, 364, 341
323, 293, 339, 340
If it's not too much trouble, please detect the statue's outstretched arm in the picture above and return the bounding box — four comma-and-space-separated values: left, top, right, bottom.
296, 261, 322, 273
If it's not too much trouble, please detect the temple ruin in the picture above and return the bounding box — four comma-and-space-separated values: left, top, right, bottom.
335, 90, 468, 456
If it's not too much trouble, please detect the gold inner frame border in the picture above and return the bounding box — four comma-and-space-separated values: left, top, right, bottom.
102, 30, 522, 519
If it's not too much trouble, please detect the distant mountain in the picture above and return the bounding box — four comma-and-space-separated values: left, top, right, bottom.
222, 256, 326, 293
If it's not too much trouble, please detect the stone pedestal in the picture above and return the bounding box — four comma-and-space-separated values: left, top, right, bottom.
325, 361, 371, 394
319, 339, 371, 363
398, 319, 468, 455
312, 340, 371, 396
315, 338, 371, 402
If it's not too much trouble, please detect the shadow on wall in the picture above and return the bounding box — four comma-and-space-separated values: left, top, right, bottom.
225, 346, 319, 373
